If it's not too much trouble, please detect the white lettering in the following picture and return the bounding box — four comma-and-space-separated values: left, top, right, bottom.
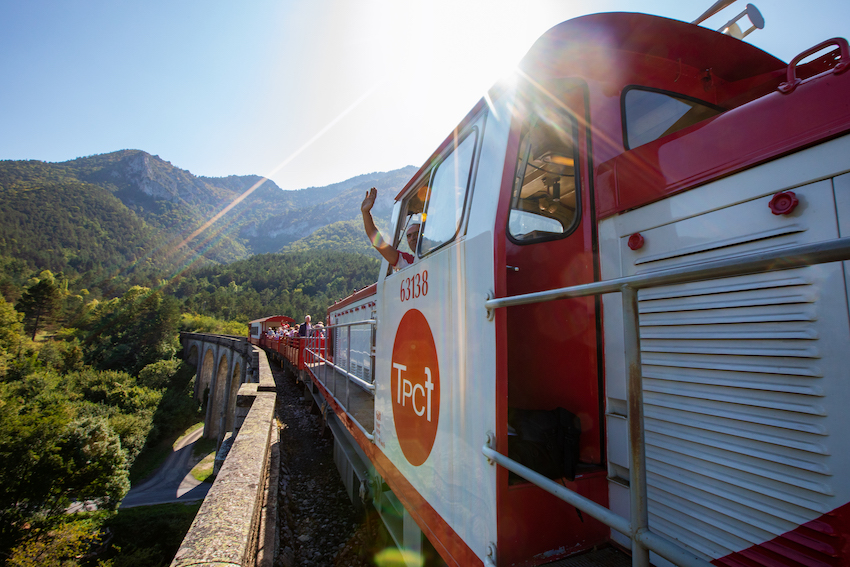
402, 379, 413, 406
394, 363, 435, 422
413, 383, 425, 416
424, 367, 433, 422
393, 363, 407, 403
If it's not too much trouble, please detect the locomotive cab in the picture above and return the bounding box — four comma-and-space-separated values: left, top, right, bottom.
317, 9, 850, 567
497, 77, 611, 563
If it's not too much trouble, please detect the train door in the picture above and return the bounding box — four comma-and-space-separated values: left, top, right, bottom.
496, 79, 609, 563
373, 110, 498, 564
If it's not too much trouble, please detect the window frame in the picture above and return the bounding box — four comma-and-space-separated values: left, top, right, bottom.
418, 127, 479, 258
392, 126, 480, 266
506, 104, 583, 246
620, 85, 725, 151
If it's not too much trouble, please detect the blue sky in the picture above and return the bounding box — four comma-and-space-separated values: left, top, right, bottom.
1, 0, 848, 191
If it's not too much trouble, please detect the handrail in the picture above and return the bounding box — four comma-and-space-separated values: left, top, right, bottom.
322, 318, 376, 387
485, 236, 850, 311
483, 236, 850, 567
304, 348, 375, 391
300, 316, 377, 441
482, 441, 631, 535
322, 382, 375, 442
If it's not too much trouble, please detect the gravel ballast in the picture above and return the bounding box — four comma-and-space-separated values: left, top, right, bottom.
272, 359, 390, 567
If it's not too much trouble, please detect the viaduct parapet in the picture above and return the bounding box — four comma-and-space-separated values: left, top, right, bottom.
171, 332, 279, 567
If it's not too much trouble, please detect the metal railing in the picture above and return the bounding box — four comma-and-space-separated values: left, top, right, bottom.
483, 236, 850, 567
303, 318, 377, 440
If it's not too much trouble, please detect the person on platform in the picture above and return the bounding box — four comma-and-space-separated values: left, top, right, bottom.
361, 187, 419, 271
298, 315, 312, 337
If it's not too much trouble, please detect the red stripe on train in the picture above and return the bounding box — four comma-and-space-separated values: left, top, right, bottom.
715, 501, 850, 567
305, 366, 484, 567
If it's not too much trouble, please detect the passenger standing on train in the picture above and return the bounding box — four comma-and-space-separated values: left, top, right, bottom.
298, 315, 312, 337
361, 187, 418, 271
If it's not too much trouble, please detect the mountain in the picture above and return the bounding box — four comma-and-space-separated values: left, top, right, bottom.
0, 150, 416, 292
247, 168, 410, 254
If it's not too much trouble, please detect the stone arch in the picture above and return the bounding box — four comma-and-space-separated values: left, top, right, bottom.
206, 352, 230, 440
186, 343, 200, 367
197, 347, 216, 404
224, 361, 242, 434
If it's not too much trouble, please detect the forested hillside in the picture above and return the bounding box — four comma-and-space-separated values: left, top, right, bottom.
282, 220, 382, 257
170, 249, 380, 322
0, 151, 412, 298
247, 167, 412, 254
0, 148, 407, 565
0, 272, 201, 565
0, 162, 167, 292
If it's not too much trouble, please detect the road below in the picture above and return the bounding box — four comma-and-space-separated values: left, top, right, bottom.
120, 427, 212, 508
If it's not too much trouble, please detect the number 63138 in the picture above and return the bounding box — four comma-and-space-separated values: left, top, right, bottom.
400, 270, 428, 302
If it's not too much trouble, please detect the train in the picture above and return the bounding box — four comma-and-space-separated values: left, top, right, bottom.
251, 4, 850, 566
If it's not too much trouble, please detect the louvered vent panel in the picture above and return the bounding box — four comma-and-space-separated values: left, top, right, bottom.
637, 267, 838, 562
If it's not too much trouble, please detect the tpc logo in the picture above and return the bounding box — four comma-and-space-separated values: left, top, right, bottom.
391, 309, 440, 466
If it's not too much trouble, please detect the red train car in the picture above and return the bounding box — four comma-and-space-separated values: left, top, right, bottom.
274, 6, 850, 566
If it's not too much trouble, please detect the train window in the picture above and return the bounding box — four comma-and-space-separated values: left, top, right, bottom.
508, 105, 580, 243
623, 87, 723, 150
419, 130, 478, 256
394, 182, 429, 262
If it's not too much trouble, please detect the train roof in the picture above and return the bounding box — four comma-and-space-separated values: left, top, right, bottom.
395, 11, 787, 202
520, 12, 785, 83
327, 283, 377, 314
249, 315, 296, 325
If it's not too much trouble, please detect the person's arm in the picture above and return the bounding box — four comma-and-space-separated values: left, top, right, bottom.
361, 187, 400, 266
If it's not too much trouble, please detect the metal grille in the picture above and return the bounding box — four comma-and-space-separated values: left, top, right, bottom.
638, 267, 838, 562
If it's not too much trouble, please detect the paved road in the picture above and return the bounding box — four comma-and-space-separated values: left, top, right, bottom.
120, 427, 212, 508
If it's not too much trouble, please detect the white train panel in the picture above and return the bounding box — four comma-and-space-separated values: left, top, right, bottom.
600, 134, 850, 564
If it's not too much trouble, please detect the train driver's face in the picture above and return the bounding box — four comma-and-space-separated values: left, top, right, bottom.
406, 224, 420, 251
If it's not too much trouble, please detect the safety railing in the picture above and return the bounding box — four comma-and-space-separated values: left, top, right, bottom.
483, 236, 850, 567
304, 318, 377, 440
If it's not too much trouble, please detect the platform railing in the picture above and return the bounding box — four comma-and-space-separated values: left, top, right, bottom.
304, 318, 377, 440
483, 236, 850, 567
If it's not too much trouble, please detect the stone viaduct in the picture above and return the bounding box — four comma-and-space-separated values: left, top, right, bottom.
171, 332, 280, 567
181, 333, 261, 445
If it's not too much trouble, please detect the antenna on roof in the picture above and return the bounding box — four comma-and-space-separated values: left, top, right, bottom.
692, 0, 765, 39
718, 3, 765, 39
692, 0, 737, 25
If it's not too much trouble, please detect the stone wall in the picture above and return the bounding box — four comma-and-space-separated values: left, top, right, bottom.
171, 336, 278, 567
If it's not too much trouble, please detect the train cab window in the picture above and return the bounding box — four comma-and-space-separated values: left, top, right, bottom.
393, 183, 429, 266
624, 87, 723, 150
419, 130, 478, 256
508, 107, 580, 243
392, 130, 478, 265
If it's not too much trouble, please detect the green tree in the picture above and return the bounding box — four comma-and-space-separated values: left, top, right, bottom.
61, 417, 130, 507
0, 375, 131, 553
76, 286, 180, 375
0, 295, 24, 378
18, 273, 62, 340
6, 520, 99, 567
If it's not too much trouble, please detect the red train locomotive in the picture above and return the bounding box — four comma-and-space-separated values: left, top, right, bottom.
253, 5, 850, 566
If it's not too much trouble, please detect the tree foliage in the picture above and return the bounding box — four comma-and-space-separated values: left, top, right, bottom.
0, 373, 131, 551
18, 271, 62, 339
0, 295, 24, 379
0, 281, 192, 558
6, 520, 100, 567
75, 286, 180, 375
170, 249, 380, 323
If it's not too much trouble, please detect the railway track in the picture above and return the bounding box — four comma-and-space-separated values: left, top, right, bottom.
271, 358, 389, 567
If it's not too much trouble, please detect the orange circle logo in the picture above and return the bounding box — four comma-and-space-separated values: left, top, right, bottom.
391, 309, 440, 466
